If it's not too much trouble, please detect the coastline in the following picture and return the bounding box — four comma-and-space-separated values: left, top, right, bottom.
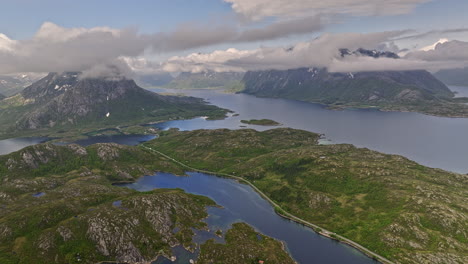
139, 145, 396, 264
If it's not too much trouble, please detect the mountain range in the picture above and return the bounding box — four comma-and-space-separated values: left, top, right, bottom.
165, 71, 244, 89
0, 72, 226, 138
434, 67, 468, 87
0, 73, 44, 96
240, 49, 468, 117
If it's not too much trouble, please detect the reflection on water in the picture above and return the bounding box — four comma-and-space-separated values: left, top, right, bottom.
0, 137, 51, 155
122, 172, 377, 264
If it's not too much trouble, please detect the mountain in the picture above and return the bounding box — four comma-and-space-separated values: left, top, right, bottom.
135, 72, 174, 87
434, 67, 468, 87
0, 73, 44, 96
240, 49, 468, 117
0, 72, 226, 138
0, 93, 5, 100
165, 71, 244, 89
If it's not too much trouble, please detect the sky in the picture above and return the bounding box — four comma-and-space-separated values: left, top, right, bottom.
0, 0, 467, 76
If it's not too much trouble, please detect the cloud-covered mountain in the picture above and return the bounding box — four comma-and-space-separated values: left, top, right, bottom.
235, 48, 468, 117
0, 72, 225, 137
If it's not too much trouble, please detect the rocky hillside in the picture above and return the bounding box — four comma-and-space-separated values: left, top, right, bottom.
240, 49, 468, 117
0, 143, 294, 264
434, 67, 468, 87
148, 128, 468, 264
165, 71, 244, 89
0, 72, 226, 138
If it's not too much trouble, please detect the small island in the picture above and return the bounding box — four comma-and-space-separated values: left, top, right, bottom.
241, 119, 281, 126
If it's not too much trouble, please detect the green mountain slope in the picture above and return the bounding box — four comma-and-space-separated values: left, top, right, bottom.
146, 128, 468, 264
0, 72, 227, 139
165, 71, 244, 89
241, 68, 468, 117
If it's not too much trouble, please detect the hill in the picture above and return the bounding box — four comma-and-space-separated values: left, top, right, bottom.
434, 67, 468, 87
238, 49, 468, 117
165, 71, 244, 89
0, 72, 227, 139
146, 128, 468, 264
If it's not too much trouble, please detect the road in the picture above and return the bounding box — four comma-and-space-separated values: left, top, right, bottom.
140, 144, 396, 264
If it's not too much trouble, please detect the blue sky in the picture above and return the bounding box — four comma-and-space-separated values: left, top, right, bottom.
2, 0, 467, 42
0, 0, 467, 75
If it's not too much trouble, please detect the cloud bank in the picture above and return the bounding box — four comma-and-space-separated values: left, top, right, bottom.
157, 34, 468, 74
0, 17, 326, 76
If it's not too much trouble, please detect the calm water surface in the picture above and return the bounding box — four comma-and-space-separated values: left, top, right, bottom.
150, 87, 468, 173
0, 135, 156, 155
122, 172, 377, 264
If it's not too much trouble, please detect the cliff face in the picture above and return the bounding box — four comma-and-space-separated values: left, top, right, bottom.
242, 67, 453, 105
0, 72, 226, 134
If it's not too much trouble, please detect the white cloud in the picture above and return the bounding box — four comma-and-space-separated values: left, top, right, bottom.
224, 0, 430, 21
419, 38, 449, 51
0, 19, 326, 76
155, 33, 468, 73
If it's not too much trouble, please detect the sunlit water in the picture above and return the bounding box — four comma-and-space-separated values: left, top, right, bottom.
122, 172, 377, 264
149, 87, 468, 173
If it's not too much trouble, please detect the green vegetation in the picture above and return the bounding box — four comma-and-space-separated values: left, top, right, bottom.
0, 142, 301, 264
145, 128, 468, 264
241, 119, 281, 126
198, 223, 295, 264
242, 69, 468, 117
164, 72, 244, 90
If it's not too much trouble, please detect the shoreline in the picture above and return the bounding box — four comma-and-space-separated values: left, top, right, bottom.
139, 145, 396, 264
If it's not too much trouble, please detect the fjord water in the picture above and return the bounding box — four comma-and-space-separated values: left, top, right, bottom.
0, 134, 156, 155
0, 137, 50, 155
150, 87, 468, 173
123, 172, 377, 264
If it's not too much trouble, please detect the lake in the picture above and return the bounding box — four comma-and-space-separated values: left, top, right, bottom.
149, 87, 468, 173
0, 134, 156, 155
122, 172, 377, 264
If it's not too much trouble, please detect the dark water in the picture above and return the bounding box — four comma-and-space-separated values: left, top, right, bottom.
0, 137, 51, 155
0, 135, 156, 155
122, 172, 377, 264
150, 87, 468, 173
450, 85, 468, 98
69, 134, 156, 147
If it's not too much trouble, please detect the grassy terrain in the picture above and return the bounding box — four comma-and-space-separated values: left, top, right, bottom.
145, 128, 468, 264
198, 222, 295, 264
0, 142, 297, 264
241, 119, 281, 126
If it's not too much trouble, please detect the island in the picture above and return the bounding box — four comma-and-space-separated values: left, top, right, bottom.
240, 119, 281, 126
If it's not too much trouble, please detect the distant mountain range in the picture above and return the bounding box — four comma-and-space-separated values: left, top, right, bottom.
165, 71, 244, 89
0, 72, 226, 138
0, 73, 44, 96
434, 67, 468, 87
240, 49, 468, 117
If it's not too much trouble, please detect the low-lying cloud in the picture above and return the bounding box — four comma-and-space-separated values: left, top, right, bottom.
0, 18, 325, 76
157, 33, 468, 74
